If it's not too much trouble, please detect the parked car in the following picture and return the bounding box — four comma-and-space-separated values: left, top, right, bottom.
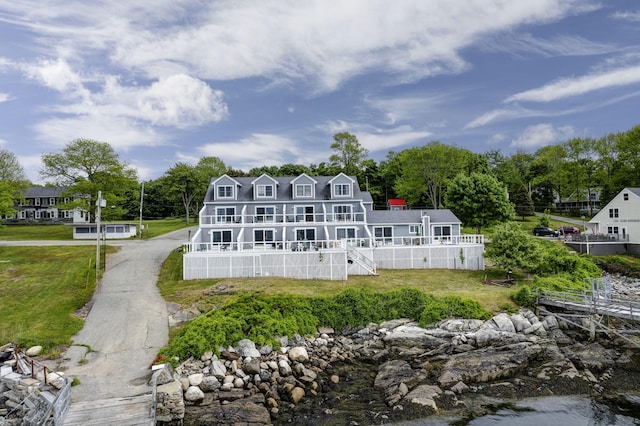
558, 226, 580, 235
533, 226, 559, 237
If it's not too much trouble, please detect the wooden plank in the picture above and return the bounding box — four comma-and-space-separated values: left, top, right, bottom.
63, 394, 152, 426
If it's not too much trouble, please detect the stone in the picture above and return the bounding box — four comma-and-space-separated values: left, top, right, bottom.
199, 375, 220, 392
290, 386, 305, 404
184, 385, 205, 402
375, 360, 427, 393
210, 360, 227, 379
237, 339, 261, 358
25, 346, 42, 357
153, 363, 176, 386
188, 373, 203, 386
180, 377, 190, 391
243, 358, 261, 374
156, 380, 185, 422
201, 351, 213, 361
233, 377, 244, 388
451, 381, 469, 394
330, 375, 340, 384
278, 359, 292, 376
383, 325, 448, 348
288, 346, 309, 362
405, 385, 442, 411
489, 313, 516, 333
183, 396, 270, 425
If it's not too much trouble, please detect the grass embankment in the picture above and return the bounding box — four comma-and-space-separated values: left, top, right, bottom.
0, 246, 97, 351
141, 218, 194, 238
158, 250, 518, 318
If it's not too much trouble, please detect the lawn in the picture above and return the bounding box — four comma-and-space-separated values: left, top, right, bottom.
157, 249, 519, 315
0, 217, 192, 241
0, 246, 97, 351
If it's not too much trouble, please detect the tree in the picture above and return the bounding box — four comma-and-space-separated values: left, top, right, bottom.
329, 132, 369, 176
485, 224, 543, 272
395, 142, 471, 208
0, 148, 28, 218
445, 172, 514, 233
40, 139, 138, 221
164, 156, 227, 224
512, 183, 535, 220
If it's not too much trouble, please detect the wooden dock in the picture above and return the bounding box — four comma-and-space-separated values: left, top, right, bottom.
537, 289, 640, 322
63, 394, 154, 426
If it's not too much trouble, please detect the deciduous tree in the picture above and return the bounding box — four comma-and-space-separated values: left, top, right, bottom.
445, 172, 514, 233
40, 139, 138, 221
329, 132, 369, 176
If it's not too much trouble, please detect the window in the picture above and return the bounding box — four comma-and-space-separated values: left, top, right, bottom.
254, 229, 275, 244
256, 185, 273, 198
49, 198, 56, 205
607, 226, 619, 234
409, 225, 420, 234
216, 207, 236, 223
295, 184, 312, 197
211, 230, 232, 244
333, 205, 352, 221
334, 183, 350, 196
295, 206, 314, 222
75, 226, 93, 234
64, 197, 70, 204
295, 228, 315, 241
609, 208, 619, 218
255, 206, 275, 222
433, 225, 452, 240
374, 226, 393, 243
624, 193, 629, 201
217, 185, 233, 198
336, 228, 356, 240
35, 198, 41, 206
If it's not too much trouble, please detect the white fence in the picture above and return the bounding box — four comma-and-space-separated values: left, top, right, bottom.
184, 250, 349, 280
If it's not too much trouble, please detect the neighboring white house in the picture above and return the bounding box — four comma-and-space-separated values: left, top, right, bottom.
183, 173, 485, 280
589, 187, 640, 243
71, 223, 138, 240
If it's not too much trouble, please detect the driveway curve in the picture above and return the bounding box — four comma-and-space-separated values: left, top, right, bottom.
57, 227, 195, 402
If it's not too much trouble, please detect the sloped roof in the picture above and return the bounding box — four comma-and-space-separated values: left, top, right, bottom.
367, 209, 461, 224
23, 186, 65, 198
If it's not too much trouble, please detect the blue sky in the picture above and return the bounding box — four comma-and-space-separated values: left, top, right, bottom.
1, 1, 639, 184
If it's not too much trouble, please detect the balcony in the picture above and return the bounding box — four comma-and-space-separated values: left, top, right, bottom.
199, 211, 367, 225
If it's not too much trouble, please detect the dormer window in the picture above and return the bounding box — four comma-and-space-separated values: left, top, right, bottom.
296, 184, 313, 197
334, 183, 350, 197
217, 185, 233, 198
257, 185, 273, 198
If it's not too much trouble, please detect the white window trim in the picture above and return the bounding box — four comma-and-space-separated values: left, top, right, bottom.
295, 183, 313, 198
335, 227, 357, 240
294, 205, 314, 222
255, 205, 276, 223
217, 185, 234, 199
254, 228, 276, 243
215, 206, 236, 223
35, 198, 41, 206
332, 204, 353, 221
333, 183, 351, 197
256, 184, 274, 198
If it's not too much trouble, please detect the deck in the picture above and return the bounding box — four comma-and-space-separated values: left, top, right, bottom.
63, 394, 153, 426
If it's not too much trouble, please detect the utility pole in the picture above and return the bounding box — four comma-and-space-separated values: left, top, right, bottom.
139, 182, 144, 238
95, 191, 105, 283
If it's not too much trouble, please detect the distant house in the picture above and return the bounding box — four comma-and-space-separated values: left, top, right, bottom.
566, 188, 640, 256
183, 173, 485, 280
387, 199, 407, 211
555, 189, 601, 215
71, 223, 138, 240
6, 186, 89, 224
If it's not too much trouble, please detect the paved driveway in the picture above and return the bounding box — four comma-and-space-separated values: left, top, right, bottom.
50, 228, 195, 402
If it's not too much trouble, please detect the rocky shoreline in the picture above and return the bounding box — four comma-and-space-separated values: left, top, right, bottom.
155, 307, 640, 425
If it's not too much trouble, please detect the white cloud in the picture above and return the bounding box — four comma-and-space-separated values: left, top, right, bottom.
0, 93, 10, 102
510, 124, 574, 149
0, 0, 597, 92
16, 154, 44, 184
611, 11, 640, 22
505, 64, 640, 103
481, 33, 615, 58
358, 127, 432, 152
194, 134, 303, 171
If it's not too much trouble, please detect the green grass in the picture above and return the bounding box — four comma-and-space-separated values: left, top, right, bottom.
0, 246, 97, 351
157, 249, 518, 315
0, 224, 73, 240
140, 218, 193, 239
0, 217, 192, 241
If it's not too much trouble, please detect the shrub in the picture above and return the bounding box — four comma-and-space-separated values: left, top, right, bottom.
510, 286, 535, 310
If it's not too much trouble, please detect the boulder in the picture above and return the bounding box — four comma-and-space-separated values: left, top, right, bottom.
183, 395, 270, 425
210, 360, 227, 379
26, 346, 43, 357
288, 346, 309, 363
184, 385, 205, 402
237, 339, 261, 358
188, 373, 203, 387
438, 319, 484, 332
290, 386, 305, 404
404, 385, 442, 411
383, 325, 448, 348
243, 358, 261, 375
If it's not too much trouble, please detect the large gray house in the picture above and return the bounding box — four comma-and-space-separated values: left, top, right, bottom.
183, 173, 485, 280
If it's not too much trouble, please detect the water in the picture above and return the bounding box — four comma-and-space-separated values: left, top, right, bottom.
393, 396, 640, 426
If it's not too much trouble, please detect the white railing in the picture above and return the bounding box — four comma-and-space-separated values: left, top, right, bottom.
199, 211, 367, 225
183, 235, 484, 253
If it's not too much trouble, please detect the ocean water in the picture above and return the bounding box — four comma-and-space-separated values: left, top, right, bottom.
393, 396, 640, 426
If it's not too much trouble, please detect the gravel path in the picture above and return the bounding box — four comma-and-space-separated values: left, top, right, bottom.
52, 227, 195, 402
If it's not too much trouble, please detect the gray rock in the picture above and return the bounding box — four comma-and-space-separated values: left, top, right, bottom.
237, 339, 261, 358
438, 319, 484, 332
210, 360, 227, 379
199, 375, 220, 392
288, 346, 309, 362
404, 385, 442, 410
383, 325, 448, 348
243, 358, 261, 375
184, 385, 205, 402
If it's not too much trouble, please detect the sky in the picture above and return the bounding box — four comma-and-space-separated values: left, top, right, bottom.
1, 1, 639, 184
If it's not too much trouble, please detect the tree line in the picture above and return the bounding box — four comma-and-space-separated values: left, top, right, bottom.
1, 124, 639, 230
